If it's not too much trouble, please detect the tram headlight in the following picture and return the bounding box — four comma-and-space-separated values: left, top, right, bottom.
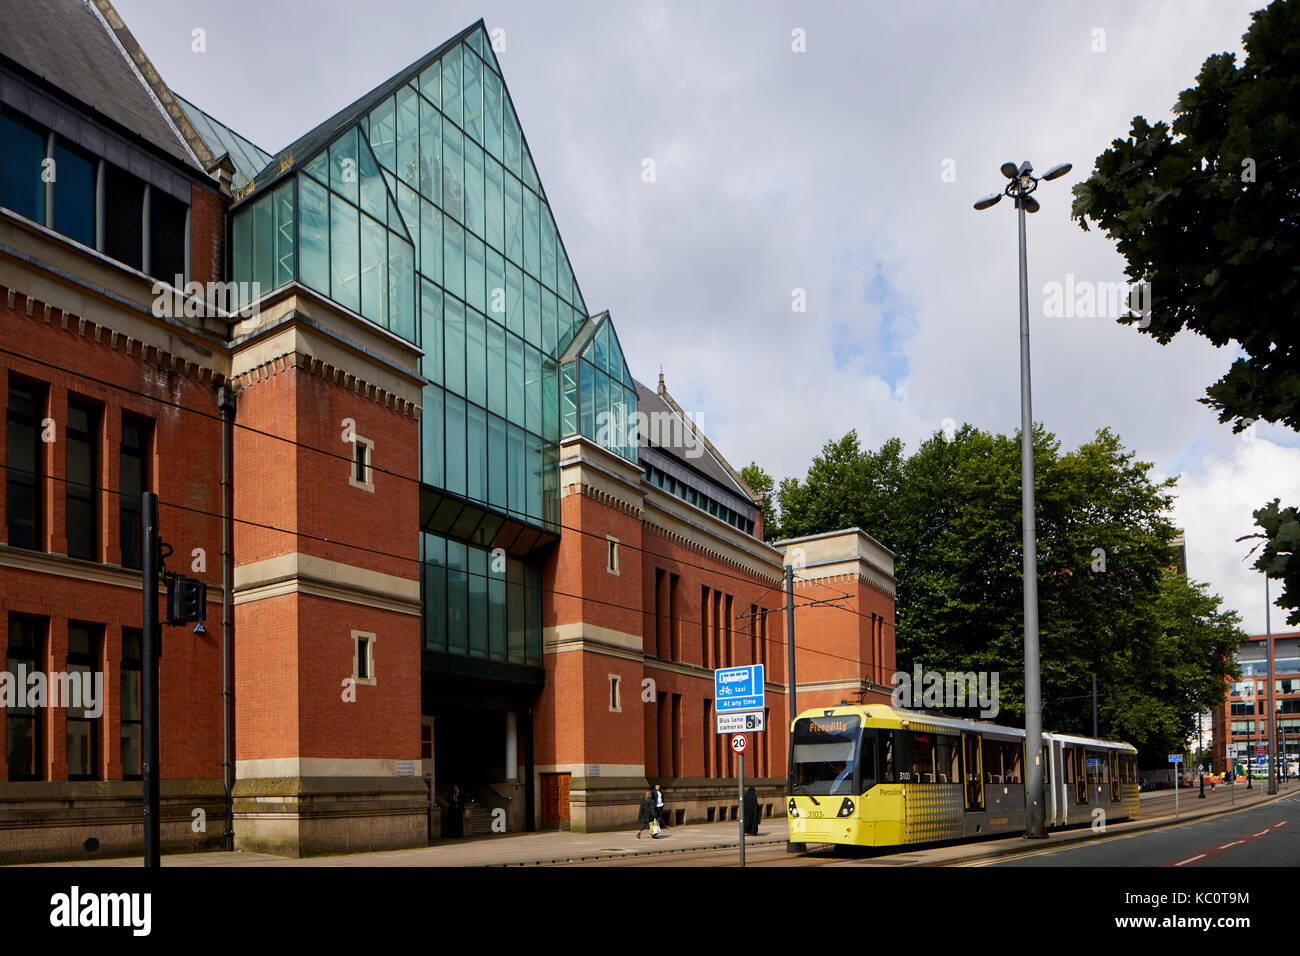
788, 798, 799, 818
837, 797, 855, 817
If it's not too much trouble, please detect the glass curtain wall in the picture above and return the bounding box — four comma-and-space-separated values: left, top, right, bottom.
559, 315, 638, 463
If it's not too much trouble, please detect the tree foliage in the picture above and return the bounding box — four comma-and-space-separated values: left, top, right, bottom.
1071, 0, 1300, 619
756, 425, 1242, 756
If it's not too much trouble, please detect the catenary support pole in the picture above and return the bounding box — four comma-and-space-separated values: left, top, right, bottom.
142, 491, 161, 867
739, 748, 745, 868
785, 564, 800, 853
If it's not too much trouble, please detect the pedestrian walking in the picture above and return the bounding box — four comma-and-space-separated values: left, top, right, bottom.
743, 785, 760, 836
653, 783, 668, 828
446, 783, 465, 838
636, 790, 659, 838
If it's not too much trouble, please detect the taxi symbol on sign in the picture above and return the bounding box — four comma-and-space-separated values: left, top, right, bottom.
731, 734, 747, 755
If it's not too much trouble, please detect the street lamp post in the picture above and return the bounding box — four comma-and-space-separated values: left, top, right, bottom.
974, 160, 1071, 840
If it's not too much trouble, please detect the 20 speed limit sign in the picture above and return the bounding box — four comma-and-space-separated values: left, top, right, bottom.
731, 734, 747, 755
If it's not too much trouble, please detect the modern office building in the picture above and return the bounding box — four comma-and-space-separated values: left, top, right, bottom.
1210, 630, 1300, 776
0, 0, 896, 859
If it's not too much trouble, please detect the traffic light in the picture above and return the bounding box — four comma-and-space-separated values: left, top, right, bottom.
165, 574, 206, 624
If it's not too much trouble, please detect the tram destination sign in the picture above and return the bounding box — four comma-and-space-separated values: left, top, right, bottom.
716, 711, 764, 734
714, 665, 764, 713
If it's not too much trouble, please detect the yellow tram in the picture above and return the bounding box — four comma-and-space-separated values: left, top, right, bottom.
786, 704, 1139, 849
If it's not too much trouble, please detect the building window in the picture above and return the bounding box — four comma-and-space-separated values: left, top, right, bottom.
350, 435, 375, 492
52, 138, 96, 247
353, 630, 376, 685
606, 536, 619, 575
609, 674, 621, 713
0, 108, 47, 224
6, 614, 46, 781
121, 628, 142, 779
104, 163, 145, 272
120, 415, 152, 569
66, 622, 102, 780
66, 397, 100, 561
6, 378, 46, 550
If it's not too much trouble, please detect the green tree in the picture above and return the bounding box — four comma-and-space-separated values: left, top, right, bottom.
739, 462, 779, 541
773, 424, 1242, 755
1071, 0, 1300, 618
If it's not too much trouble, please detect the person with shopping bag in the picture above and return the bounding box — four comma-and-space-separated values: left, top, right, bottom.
636, 790, 660, 838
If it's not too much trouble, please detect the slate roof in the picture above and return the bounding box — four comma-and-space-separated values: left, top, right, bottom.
0, 0, 198, 170
634, 378, 755, 505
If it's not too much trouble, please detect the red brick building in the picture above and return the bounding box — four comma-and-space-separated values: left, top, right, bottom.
0, 0, 896, 859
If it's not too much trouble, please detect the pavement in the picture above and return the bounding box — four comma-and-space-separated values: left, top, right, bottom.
17, 778, 1294, 868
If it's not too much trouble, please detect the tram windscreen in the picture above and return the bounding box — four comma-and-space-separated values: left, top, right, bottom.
792, 715, 865, 795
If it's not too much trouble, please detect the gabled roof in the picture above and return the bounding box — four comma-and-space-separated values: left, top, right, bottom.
0, 0, 200, 171
240, 19, 486, 200
635, 375, 758, 506
175, 95, 273, 191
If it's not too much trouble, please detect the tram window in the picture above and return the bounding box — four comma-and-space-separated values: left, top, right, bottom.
881, 732, 895, 782
1064, 748, 1075, 784
860, 735, 877, 786
1003, 742, 1023, 784
915, 738, 935, 780
935, 734, 960, 784
982, 738, 1004, 784
792, 715, 861, 796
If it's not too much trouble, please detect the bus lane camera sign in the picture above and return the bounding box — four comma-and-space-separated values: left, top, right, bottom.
714, 665, 764, 713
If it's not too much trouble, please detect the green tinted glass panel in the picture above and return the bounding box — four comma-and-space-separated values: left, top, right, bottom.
484, 155, 504, 252
560, 362, 577, 437
540, 205, 557, 292
420, 199, 441, 282
524, 274, 541, 348
467, 402, 487, 503
420, 278, 443, 384
442, 123, 463, 223
443, 217, 464, 299
504, 172, 523, 263
507, 332, 524, 427
543, 357, 558, 442
419, 59, 440, 109
487, 319, 506, 418
389, 234, 414, 341
541, 290, 557, 356
442, 45, 462, 127
369, 96, 396, 172
522, 188, 540, 275
445, 393, 466, 496
526, 431, 541, 520
465, 232, 485, 314
503, 101, 521, 177
444, 294, 466, 395
252, 195, 272, 297
525, 345, 542, 436
329, 195, 360, 312
485, 247, 505, 322
489, 573, 506, 660
329, 127, 358, 205
507, 423, 524, 514
466, 306, 486, 408
483, 68, 503, 161
397, 182, 419, 262
304, 149, 329, 185
397, 85, 420, 189
359, 137, 385, 221
463, 48, 482, 143
505, 261, 523, 336
419, 96, 440, 204
422, 386, 444, 486
298, 175, 329, 295
579, 359, 595, 436
273, 181, 294, 288
360, 212, 387, 326
464, 141, 484, 239
488, 413, 507, 509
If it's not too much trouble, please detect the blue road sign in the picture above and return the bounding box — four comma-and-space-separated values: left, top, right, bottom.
1167, 754, 1183, 764
714, 665, 765, 713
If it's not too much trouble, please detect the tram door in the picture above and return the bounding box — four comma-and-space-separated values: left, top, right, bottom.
961, 733, 984, 811
1109, 752, 1120, 802
1070, 748, 1088, 805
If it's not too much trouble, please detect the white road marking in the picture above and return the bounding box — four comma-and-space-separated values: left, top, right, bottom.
1174, 854, 1206, 866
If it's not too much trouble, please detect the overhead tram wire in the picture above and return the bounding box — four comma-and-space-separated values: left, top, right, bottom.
0, 342, 833, 597
0, 464, 886, 674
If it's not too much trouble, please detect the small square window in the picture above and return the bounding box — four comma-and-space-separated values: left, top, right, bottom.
609, 674, 621, 713
352, 630, 376, 685
606, 536, 619, 575
350, 435, 375, 492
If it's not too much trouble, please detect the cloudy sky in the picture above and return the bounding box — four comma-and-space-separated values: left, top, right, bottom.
114, 0, 1296, 634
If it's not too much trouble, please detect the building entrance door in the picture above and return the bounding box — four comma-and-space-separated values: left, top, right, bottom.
540, 772, 570, 830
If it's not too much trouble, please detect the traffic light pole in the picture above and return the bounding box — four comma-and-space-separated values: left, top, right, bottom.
141, 491, 161, 868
